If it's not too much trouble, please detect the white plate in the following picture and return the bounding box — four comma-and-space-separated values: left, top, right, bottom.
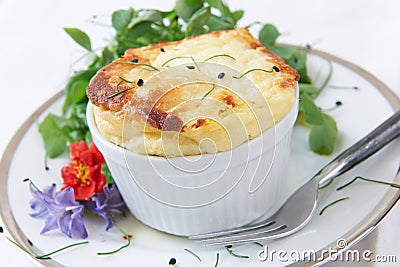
1, 50, 399, 266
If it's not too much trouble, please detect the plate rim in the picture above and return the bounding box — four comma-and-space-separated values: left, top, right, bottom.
0, 49, 399, 267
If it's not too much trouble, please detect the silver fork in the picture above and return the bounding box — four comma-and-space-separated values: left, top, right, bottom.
189, 110, 400, 246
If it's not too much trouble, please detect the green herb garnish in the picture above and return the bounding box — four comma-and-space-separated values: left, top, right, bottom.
118, 76, 135, 83
38, 0, 337, 161
184, 248, 202, 262
116, 62, 160, 72
214, 252, 220, 267
336, 176, 400, 191
161, 56, 199, 70
0, 228, 88, 260
201, 83, 216, 100
225, 245, 249, 259
319, 197, 349, 215
106, 86, 136, 99
258, 23, 338, 155
232, 68, 276, 79
204, 54, 236, 62
97, 223, 133, 255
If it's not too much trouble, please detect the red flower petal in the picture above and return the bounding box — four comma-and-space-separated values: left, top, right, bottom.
70, 141, 89, 161
61, 164, 79, 186
89, 143, 105, 164
74, 182, 96, 201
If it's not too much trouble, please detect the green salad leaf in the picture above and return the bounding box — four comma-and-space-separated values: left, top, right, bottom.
39, 0, 338, 160
258, 24, 338, 154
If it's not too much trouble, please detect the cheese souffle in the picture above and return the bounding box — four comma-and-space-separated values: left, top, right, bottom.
87, 28, 299, 157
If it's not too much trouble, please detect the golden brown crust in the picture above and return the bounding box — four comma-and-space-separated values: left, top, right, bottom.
87, 28, 299, 156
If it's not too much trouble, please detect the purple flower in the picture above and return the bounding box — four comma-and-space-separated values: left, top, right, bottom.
29, 183, 56, 218
85, 185, 126, 230
29, 183, 88, 239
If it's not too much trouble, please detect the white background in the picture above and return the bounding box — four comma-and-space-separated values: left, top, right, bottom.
0, 0, 399, 266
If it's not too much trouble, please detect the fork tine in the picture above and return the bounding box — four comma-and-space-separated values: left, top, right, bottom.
189, 219, 276, 240
200, 224, 287, 246
204, 224, 289, 246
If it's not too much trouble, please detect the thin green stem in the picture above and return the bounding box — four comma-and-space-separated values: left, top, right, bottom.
201, 83, 216, 100
319, 197, 349, 215
233, 68, 274, 79
184, 248, 202, 262
161, 56, 199, 70
116, 62, 160, 72
337, 176, 400, 191
106, 86, 135, 99
204, 54, 236, 62
214, 252, 220, 267
36, 241, 89, 259
225, 246, 249, 259
97, 221, 132, 256
97, 238, 131, 256
118, 76, 134, 83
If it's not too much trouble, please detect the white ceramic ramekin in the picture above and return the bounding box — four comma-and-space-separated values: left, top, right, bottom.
87, 97, 298, 236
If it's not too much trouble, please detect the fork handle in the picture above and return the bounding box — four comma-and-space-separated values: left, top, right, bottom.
317, 109, 400, 185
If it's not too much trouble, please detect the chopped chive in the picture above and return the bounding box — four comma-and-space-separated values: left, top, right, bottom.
161, 56, 199, 70
201, 83, 216, 100
161, 56, 187, 67
214, 253, 220, 267
116, 62, 160, 72
1, 231, 88, 260
23, 178, 41, 192
336, 176, 400, 191
97, 222, 133, 256
97, 238, 131, 256
118, 76, 134, 83
106, 86, 135, 99
204, 54, 236, 62
319, 197, 349, 215
35, 241, 89, 259
329, 85, 359, 90
233, 68, 276, 79
254, 242, 263, 247
184, 248, 202, 262
225, 245, 249, 259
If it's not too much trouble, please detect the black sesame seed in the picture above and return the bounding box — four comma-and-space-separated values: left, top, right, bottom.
23, 178, 30, 183
137, 79, 144, 86
27, 239, 33, 246
169, 258, 177, 265
186, 65, 195, 70
0, 226, 3, 233
132, 59, 139, 63
160, 48, 165, 52
45, 166, 50, 171
336, 101, 343, 106
217, 72, 225, 79
272, 66, 280, 72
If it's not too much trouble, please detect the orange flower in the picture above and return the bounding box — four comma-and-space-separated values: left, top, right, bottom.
61, 141, 106, 201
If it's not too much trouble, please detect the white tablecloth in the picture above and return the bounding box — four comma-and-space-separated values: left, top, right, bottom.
0, 0, 399, 266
